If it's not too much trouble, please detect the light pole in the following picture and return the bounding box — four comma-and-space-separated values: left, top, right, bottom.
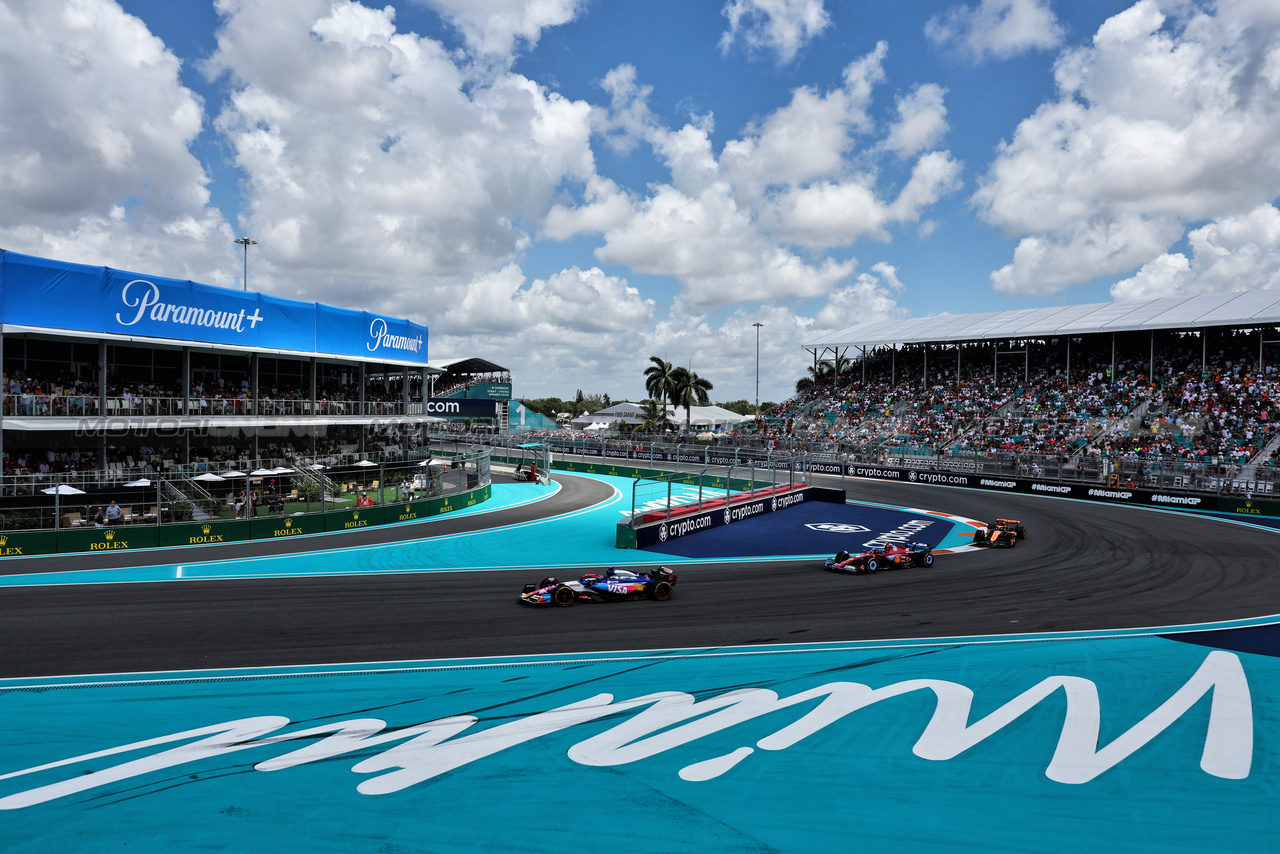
752, 322, 763, 411
234, 237, 257, 291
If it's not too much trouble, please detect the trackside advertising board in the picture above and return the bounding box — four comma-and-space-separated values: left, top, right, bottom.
0, 251, 429, 365
626, 487, 816, 549
846, 464, 1226, 512
0, 485, 493, 558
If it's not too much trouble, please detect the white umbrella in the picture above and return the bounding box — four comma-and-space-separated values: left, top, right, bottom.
192, 472, 227, 482
308, 463, 326, 470
124, 478, 152, 487
42, 484, 86, 495
221, 470, 249, 478
270, 466, 295, 474
354, 460, 377, 467
250, 468, 276, 476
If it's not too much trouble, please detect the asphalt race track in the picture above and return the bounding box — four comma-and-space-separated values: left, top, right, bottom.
2, 472, 1279, 679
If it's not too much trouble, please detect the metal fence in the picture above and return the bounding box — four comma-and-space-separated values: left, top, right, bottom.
1, 395, 432, 418
0, 447, 491, 532
433, 430, 1275, 499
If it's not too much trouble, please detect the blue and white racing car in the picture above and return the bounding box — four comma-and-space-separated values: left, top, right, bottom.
520, 567, 677, 606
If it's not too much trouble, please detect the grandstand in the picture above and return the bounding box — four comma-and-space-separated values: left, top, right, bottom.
781, 290, 1280, 496
0, 250, 500, 539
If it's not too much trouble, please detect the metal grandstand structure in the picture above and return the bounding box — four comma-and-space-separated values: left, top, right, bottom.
805, 288, 1280, 354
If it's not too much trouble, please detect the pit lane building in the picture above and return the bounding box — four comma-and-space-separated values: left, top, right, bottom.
0, 250, 504, 471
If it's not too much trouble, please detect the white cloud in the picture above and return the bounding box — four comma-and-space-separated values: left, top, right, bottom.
719, 0, 830, 64
549, 44, 959, 307
0, 1, 955, 403
417, 0, 587, 61
814, 261, 907, 330
976, 0, 1280, 296
885, 84, 950, 157
594, 64, 656, 155
925, 0, 1064, 62
203, 0, 599, 311
0, 0, 234, 281
990, 214, 1183, 296
1111, 204, 1280, 299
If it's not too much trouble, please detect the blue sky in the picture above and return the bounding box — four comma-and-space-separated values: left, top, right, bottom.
3, 1, 1279, 402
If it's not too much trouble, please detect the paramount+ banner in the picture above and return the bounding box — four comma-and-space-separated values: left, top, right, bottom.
632, 488, 814, 549
846, 465, 1223, 512
0, 250, 429, 365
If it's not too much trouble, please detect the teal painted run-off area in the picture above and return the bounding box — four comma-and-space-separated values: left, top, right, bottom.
0, 475, 975, 587
1, 634, 1274, 853
0, 473, 1276, 852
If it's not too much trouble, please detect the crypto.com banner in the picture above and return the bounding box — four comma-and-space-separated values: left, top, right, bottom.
632, 487, 813, 548
847, 463, 1222, 512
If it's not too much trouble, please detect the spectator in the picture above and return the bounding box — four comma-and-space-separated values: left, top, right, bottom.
104, 500, 122, 525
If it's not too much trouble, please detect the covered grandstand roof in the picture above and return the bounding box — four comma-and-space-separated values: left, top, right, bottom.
427, 357, 507, 374
804, 288, 1280, 352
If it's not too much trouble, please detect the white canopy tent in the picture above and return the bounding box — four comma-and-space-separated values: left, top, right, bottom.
805, 287, 1280, 353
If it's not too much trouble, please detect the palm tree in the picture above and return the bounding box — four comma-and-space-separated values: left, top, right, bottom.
638, 399, 673, 434
669, 366, 713, 434
644, 357, 675, 423
797, 362, 833, 394
830, 353, 851, 385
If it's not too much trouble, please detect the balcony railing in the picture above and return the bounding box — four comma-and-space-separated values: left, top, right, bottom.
0, 395, 430, 418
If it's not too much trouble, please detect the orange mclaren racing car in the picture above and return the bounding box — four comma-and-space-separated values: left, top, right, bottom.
972, 518, 1026, 548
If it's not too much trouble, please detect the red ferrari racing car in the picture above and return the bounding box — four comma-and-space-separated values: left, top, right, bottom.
824, 541, 934, 574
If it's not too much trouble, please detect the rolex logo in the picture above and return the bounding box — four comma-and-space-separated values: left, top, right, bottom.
285, 519, 292, 528
202, 524, 212, 534
0, 535, 7, 546
353, 511, 359, 519
105, 530, 115, 540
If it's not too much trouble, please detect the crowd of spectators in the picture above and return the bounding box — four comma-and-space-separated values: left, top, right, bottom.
0, 367, 431, 417
733, 334, 1280, 470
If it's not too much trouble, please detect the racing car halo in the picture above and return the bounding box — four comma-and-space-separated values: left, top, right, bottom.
520, 566, 677, 606
824, 542, 934, 574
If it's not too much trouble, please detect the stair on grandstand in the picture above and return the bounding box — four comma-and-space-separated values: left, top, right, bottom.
942, 392, 1019, 453
291, 463, 340, 500
1250, 428, 1280, 466
164, 477, 216, 521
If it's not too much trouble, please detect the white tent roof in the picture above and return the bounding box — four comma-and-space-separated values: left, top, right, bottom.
804, 288, 1280, 352
568, 402, 648, 430
674, 405, 748, 428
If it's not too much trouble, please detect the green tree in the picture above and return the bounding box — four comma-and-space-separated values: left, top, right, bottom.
638, 398, 674, 434
644, 357, 676, 423
796, 362, 835, 394
717, 399, 753, 416
670, 366, 713, 434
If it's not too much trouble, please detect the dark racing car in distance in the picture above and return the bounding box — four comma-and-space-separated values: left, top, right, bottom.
520, 566, 677, 606
972, 518, 1026, 548
824, 542, 934, 574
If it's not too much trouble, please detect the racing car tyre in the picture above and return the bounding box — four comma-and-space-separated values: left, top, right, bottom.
1015, 525, 1026, 539
920, 553, 933, 567
650, 580, 674, 601
552, 585, 576, 606
864, 558, 878, 573
973, 528, 987, 545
